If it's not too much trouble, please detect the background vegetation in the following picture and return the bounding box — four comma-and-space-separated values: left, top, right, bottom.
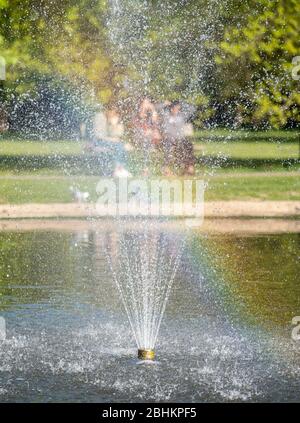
0, 0, 299, 137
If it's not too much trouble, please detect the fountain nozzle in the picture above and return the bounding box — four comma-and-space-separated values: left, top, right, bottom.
138, 349, 155, 360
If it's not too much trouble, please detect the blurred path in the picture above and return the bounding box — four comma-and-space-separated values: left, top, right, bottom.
0, 201, 299, 219
0, 217, 299, 234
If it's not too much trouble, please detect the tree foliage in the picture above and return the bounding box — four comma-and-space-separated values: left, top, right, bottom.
217, 0, 300, 128
0, 0, 299, 130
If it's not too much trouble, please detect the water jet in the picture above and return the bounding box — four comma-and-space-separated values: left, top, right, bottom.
106, 227, 182, 361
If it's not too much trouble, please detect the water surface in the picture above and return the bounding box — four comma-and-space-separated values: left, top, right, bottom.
0, 222, 299, 402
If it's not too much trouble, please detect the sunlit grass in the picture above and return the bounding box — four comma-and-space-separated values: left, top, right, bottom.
194, 129, 300, 141
0, 132, 299, 203
0, 174, 298, 203
194, 141, 299, 159
0, 134, 299, 160
0, 140, 84, 156
205, 175, 300, 201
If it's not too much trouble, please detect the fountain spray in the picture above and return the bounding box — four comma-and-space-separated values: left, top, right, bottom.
106, 227, 182, 362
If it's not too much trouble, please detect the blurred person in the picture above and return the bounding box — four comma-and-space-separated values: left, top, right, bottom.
86, 107, 130, 176
162, 101, 195, 175
131, 97, 162, 175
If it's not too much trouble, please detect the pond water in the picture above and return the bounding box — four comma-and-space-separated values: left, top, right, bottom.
0, 221, 299, 402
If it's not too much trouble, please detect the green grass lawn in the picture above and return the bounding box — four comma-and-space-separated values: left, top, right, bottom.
0, 132, 299, 203
194, 141, 299, 160
0, 135, 300, 160
194, 129, 300, 141
0, 140, 84, 156
205, 174, 300, 201
0, 174, 298, 203
0, 176, 97, 203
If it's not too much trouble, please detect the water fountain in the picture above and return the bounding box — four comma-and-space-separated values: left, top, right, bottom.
105, 223, 184, 360
101, 0, 210, 359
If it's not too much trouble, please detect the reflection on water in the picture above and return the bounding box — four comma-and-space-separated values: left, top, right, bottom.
190, 233, 300, 329
0, 224, 299, 402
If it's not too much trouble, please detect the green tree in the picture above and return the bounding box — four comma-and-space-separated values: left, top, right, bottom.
0, 0, 115, 103
1, 0, 299, 130
0, 0, 118, 135
217, 0, 300, 128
